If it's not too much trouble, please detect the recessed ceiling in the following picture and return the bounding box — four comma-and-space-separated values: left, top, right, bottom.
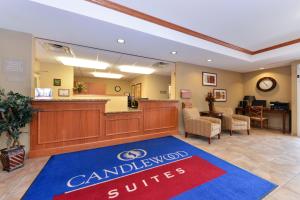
1, 0, 300, 73
35, 39, 174, 79
110, 0, 300, 51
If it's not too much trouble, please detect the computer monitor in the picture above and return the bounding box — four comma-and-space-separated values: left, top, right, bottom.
252, 100, 267, 107
243, 96, 256, 106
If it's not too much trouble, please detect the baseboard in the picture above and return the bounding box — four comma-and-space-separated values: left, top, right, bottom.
28, 131, 179, 158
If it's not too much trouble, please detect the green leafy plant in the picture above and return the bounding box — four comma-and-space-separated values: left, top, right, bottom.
0, 89, 35, 148
73, 82, 87, 94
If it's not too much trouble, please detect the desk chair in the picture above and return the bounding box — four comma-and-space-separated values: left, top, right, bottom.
249, 106, 268, 129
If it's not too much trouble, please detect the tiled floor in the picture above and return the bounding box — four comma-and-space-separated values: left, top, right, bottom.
1, 129, 300, 200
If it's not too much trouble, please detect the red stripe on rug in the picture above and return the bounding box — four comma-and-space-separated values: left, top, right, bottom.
54, 156, 226, 200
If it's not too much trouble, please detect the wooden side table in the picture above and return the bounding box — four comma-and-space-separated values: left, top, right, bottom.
200, 111, 223, 120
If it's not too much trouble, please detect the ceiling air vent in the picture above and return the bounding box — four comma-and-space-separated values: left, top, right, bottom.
152, 62, 169, 68
43, 42, 73, 55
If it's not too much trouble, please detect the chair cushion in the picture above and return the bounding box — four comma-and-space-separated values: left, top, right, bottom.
233, 119, 247, 125
250, 117, 268, 121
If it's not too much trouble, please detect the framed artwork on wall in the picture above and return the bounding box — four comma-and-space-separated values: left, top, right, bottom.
58, 89, 70, 97
213, 89, 227, 102
53, 78, 61, 86
202, 72, 217, 86
180, 89, 192, 99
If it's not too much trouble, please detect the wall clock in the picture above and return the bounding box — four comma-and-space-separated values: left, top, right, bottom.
114, 85, 121, 92
256, 77, 277, 92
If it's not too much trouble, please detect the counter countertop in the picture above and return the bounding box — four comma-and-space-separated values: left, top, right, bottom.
138, 99, 179, 102
105, 109, 142, 114
32, 99, 110, 102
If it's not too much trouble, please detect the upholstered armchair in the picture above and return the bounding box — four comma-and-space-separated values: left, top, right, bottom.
183, 107, 221, 144
214, 106, 250, 135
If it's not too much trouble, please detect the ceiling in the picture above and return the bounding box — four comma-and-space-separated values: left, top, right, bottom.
111, 0, 300, 51
1, 0, 300, 72
35, 39, 174, 79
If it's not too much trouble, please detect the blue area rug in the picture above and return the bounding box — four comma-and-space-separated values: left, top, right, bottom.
22, 136, 276, 200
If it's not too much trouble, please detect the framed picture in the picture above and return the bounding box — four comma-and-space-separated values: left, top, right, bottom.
202, 72, 217, 86
58, 89, 70, 97
53, 78, 61, 86
180, 89, 192, 99
213, 89, 227, 102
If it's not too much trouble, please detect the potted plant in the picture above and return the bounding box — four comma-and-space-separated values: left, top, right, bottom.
0, 89, 35, 172
73, 81, 87, 94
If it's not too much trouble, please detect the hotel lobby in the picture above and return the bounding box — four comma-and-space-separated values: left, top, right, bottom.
1, 1, 300, 200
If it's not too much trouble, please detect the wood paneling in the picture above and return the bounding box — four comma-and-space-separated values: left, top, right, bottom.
252, 38, 300, 54
29, 100, 178, 158
104, 112, 142, 137
139, 100, 178, 134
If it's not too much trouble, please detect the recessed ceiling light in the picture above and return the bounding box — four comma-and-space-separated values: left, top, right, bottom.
56, 57, 110, 69
91, 72, 124, 79
117, 38, 125, 44
170, 51, 177, 55
119, 65, 155, 74
207, 59, 212, 62
259, 67, 265, 70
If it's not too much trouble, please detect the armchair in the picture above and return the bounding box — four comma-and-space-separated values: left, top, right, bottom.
214, 106, 250, 135
183, 107, 221, 144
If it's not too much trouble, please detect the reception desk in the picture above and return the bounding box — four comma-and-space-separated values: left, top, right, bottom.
29, 99, 178, 157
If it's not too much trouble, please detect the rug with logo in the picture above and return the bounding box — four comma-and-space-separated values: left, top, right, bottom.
22, 136, 276, 200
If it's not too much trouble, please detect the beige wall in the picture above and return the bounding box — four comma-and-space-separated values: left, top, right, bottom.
0, 28, 33, 152
243, 66, 291, 130
39, 62, 74, 99
75, 76, 131, 95
131, 74, 171, 99
243, 66, 291, 105
291, 61, 300, 136
175, 62, 244, 133
73, 94, 128, 112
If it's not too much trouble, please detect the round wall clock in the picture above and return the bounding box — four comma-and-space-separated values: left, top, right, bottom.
256, 77, 277, 92
114, 85, 121, 92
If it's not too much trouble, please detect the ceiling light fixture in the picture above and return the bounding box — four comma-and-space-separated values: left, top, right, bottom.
57, 57, 110, 69
119, 65, 155, 74
91, 72, 124, 79
117, 38, 125, 44
207, 59, 212, 62
170, 51, 177, 55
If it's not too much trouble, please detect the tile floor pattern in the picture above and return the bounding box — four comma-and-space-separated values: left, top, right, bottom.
1, 129, 300, 200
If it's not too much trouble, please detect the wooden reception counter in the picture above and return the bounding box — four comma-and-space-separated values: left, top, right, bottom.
29, 99, 178, 157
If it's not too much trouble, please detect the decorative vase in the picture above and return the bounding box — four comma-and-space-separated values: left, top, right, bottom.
0, 145, 25, 172
205, 92, 215, 113
208, 102, 215, 112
